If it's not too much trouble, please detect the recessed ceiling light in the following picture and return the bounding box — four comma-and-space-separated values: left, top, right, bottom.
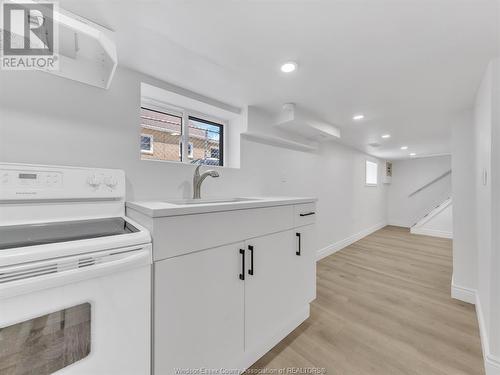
381, 134, 391, 139
352, 114, 364, 121
400, 146, 408, 150
280, 62, 297, 73
410, 153, 416, 156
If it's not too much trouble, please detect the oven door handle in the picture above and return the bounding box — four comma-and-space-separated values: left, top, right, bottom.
0, 246, 152, 300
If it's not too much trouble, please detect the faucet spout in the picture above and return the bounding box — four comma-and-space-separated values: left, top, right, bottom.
192, 163, 219, 199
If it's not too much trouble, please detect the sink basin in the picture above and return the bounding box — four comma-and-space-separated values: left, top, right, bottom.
166, 197, 259, 205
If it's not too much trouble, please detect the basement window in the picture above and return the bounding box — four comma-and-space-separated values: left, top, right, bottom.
188, 116, 224, 166
140, 106, 225, 166
365, 160, 378, 186
140, 82, 246, 168
140, 107, 183, 162
140, 134, 153, 154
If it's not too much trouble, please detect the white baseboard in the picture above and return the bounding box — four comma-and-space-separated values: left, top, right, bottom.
451, 280, 476, 304
387, 221, 409, 228
486, 354, 500, 375
475, 293, 500, 375
316, 222, 387, 261
410, 227, 452, 239
451, 280, 500, 374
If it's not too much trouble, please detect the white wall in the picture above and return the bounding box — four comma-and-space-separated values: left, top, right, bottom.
451, 111, 477, 293
0, 67, 388, 255
490, 59, 500, 366
387, 155, 451, 227
474, 61, 494, 347
453, 59, 500, 375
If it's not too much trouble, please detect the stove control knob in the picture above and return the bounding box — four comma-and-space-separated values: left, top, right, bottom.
87, 174, 102, 188
104, 176, 118, 189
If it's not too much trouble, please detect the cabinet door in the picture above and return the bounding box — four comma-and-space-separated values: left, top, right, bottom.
292, 224, 317, 306
244, 230, 297, 350
154, 242, 245, 373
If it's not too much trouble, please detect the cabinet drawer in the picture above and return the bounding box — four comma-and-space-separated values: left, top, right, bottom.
152, 205, 295, 261
294, 203, 317, 227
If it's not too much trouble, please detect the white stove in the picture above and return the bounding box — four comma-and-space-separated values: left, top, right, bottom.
0, 163, 152, 375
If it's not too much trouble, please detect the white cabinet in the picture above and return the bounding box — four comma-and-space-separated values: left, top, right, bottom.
128, 201, 317, 373
292, 224, 317, 305
244, 230, 296, 350
154, 242, 245, 372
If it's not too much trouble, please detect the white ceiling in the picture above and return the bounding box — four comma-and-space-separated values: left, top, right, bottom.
60, 0, 499, 159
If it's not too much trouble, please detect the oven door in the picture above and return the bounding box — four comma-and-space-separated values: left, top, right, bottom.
0, 244, 152, 375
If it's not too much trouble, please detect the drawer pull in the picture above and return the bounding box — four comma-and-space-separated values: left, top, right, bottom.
248, 245, 254, 275
299, 212, 316, 217
296, 232, 301, 256
239, 249, 245, 280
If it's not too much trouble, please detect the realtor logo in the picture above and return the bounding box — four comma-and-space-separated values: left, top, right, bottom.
1, 1, 58, 70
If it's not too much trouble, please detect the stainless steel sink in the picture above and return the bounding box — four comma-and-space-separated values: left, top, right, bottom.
166, 197, 259, 205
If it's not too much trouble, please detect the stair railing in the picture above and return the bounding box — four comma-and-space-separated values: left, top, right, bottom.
408, 170, 451, 197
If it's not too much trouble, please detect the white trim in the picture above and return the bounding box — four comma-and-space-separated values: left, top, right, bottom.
413, 198, 452, 228
140, 134, 153, 154
410, 227, 452, 239
410, 198, 452, 238
475, 293, 500, 375
141, 99, 184, 118
450, 284, 500, 375
316, 222, 387, 261
240, 132, 317, 152
451, 278, 476, 304
387, 221, 409, 228
178, 141, 194, 159
140, 83, 242, 116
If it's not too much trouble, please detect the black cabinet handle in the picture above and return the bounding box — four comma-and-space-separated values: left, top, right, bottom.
239, 249, 245, 280
248, 245, 254, 275
296, 232, 301, 256
299, 212, 316, 217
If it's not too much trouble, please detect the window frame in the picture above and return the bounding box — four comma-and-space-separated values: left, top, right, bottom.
179, 141, 194, 159
188, 115, 224, 167
140, 133, 154, 154
365, 160, 378, 186
140, 101, 226, 167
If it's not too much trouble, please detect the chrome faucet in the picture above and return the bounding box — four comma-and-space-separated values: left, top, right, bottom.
193, 163, 219, 199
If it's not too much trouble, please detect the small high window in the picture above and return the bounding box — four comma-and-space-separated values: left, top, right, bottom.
140, 107, 183, 162
188, 116, 224, 166
365, 160, 378, 186
140, 134, 153, 154
140, 107, 224, 166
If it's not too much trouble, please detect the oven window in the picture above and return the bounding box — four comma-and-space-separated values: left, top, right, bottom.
0, 303, 91, 375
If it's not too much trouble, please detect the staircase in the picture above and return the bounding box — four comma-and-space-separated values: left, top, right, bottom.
410, 197, 453, 239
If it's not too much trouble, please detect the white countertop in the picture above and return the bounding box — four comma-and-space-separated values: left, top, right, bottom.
126, 197, 317, 218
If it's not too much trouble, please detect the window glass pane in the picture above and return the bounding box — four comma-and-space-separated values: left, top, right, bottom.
140, 135, 153, 153
366, 160, 378, 185
141, 107, 182, 162
188, 117, 223, 166
0, 303, 91, 375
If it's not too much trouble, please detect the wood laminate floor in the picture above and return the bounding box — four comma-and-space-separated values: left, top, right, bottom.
248, 226, 484, 375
